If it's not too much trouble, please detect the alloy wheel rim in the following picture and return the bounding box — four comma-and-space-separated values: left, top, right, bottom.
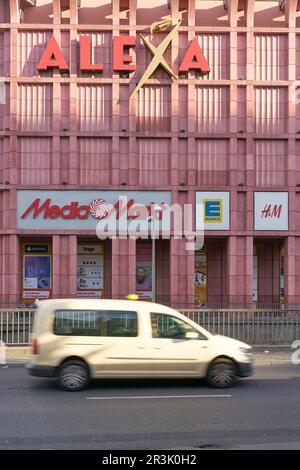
210, 364, 235, 385
60, 365, 87, 389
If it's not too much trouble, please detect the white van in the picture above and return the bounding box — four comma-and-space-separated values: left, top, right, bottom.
27, 299, 253, 391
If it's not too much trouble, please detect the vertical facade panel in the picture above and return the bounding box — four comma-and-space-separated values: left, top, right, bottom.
296, 142, 300, 183
296, 35, 300, 79
0, 0, 10, 23
18, 31, 53, 77
196, 34, 229, 80
196, 86, 229, 133
78, 138, 111, 185
237, 139, 246, 183
296, 89, 300, 133
0, 139, 3, 185
18, 84, 53, 131
119, 138, 129, 184
19, 137, 52, 185
237, 87, 246, 132
60, 137, 69, 184
178, 85, 188, 132
0, 83, 9, 131
136, 85, 171, 132
195, 139, 229, 186
119, 85, 129, 132
137, 138, 170, 187
255, 87, 287, 134
78, 85, 112, 132
255, 140, 286, 187
178, 139, 188, 186
237, 34, 246, 79
61, 84, 70, 131
0, 32, 4, 76
255, 35, 288, 81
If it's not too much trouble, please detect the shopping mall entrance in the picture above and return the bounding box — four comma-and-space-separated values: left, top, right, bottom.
253, 239, 285, 308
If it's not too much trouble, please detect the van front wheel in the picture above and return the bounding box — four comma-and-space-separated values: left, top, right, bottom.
206, 358, 238, 388
58, 360, 90, 391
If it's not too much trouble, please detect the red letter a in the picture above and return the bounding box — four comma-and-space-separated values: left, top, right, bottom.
179, 37, 210, 73
37, 36, 69, 71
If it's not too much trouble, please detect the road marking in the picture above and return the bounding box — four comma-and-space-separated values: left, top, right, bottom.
86, 394, 232, 400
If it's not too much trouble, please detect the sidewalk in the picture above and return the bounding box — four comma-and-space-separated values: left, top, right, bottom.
2, 345, 294, 366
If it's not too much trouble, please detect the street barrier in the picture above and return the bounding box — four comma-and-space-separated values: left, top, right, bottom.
0, 308, 300, 345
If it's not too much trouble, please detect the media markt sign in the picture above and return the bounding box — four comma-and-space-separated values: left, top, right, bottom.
17, 190, 172, 231
36, 16, 210, 99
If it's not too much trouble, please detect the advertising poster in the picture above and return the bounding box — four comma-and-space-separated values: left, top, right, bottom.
22, 243, 52, 301
194, 245, 207, 308
77, 244, 104, 298
136, 242, 152, 301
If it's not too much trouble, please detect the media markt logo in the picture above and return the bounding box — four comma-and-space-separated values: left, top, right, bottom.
204, 199, 223, 223
89, 199, 110, 220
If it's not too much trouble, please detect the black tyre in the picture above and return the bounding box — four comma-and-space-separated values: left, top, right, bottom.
57, 360, 90, 391
206, 358, 238, 388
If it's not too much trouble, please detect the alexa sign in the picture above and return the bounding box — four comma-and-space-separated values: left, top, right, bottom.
37, 18, 209, 98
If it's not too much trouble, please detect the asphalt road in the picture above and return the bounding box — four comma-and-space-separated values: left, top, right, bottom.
1, 365, 300, 450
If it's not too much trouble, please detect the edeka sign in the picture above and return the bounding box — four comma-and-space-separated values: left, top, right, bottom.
195, 192, 230, 230
17, 190, 171, 231
36, 17, 209, 99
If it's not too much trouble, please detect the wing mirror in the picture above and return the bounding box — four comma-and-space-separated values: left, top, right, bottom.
185, 331, 200, 340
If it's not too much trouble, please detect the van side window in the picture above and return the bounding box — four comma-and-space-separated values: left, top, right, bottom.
150, 313, 206, 340
54, 310, 138, 337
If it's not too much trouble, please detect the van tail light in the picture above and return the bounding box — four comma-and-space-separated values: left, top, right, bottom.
32, 339, 39, 355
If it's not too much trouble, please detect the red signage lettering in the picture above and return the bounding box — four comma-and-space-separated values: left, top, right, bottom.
21, 198, 166, 221
179, 37, 210, 73
36, 35, 209, 76
113, 36, 136, 72
37, 36, 69, 71
80, 35, 103, 71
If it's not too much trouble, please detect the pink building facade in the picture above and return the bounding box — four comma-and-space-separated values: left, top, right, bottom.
0, 0, 300, 307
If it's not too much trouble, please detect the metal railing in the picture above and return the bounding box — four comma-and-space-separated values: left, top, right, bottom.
1, 308, 300, 345
181, 309, 300, 345
0, 309, 36, 345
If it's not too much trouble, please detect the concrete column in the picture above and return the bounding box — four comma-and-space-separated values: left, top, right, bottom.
284, 236, 296, 307
52, 235, 77, 298
52, 235, 61, 298
227, 235, 253, 307
0, 234, 20, 305
111, 238, 136, 299
170, 237, 194, 309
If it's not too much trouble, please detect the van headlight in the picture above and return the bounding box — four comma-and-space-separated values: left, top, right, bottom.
239, 347, 252, 354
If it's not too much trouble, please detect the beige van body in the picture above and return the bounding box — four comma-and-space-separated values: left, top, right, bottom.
27, 299, 253, 390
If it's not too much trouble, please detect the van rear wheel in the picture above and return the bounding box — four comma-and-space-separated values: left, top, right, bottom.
58, 360, 90, 391
206, 358, 238, 388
